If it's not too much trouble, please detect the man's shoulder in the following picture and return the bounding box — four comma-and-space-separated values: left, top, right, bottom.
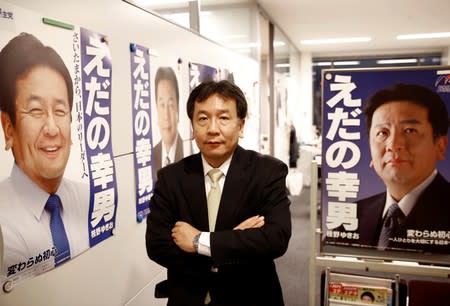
0, 176, 15, 205
59, 177, 90, 201
356, 192, 386, 217
433, 172, 450, 188
357, 192, 386, 204
236, 146, 286, 167
158, 152, 200, 175
153, 140, 163, 153
62, 177, 89, 190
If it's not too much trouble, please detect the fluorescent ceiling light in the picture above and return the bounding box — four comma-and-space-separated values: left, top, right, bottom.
333, 61, 360, 66
432, 57, 441, 63
377, 59, 417, 64
273, 41, 285, 47
301, 37, 371, 45
397, 32, 450, 40
313, 62, 332, 66
275, 63, 290, 68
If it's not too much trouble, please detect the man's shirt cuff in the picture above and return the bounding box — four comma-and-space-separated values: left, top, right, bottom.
197, 232, 211, 257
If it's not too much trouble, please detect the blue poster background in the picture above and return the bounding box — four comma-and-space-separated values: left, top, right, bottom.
129, 43, 153, 222
189, 62, 218, 91
80, 27, 118, 247
321, 66, 450, 253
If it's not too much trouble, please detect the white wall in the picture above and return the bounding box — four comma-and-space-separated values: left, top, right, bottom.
0, 1, 259, 305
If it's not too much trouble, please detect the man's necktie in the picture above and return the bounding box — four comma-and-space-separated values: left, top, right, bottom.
204, 169, 224, 305
45, 194, 71, 266
164, 155, 170, 167
207, 169, 223, 231
377, 203, 405, 249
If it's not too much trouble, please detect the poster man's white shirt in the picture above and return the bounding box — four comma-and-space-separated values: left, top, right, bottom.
0, 164, 89, 278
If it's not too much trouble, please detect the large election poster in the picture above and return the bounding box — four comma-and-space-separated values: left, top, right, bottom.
129, 43, 153, 223
321, 66, 450, 258
0, 2, 117, 289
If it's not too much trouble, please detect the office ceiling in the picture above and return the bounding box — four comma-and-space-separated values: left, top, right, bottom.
256, 0, 450, 57
133, 0, 450, 58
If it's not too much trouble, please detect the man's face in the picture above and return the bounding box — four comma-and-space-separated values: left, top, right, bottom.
369, 101, 447, 196
192, 93, 244, 168
156, 79, 178, 148
1, 66, 71, 192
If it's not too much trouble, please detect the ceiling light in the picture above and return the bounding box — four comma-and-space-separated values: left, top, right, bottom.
333, 61, 360, 66
436, 69, 450, 75
301, 37, 371, 45
273, 41, 285, 47
376, 59, 417, 65
313, 62, 332, 66
275, 63, 290, 68
397, 32, 450, 40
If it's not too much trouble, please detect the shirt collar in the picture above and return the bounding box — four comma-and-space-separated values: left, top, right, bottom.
162, 134, 179, 164
201, 153, 233, 178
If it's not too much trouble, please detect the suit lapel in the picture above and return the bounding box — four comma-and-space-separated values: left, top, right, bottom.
405, 173, 448, 228
175, 133, 184, 161
182, 153, 210, 231
358, 193, 385, 245
215, 146, 248, 230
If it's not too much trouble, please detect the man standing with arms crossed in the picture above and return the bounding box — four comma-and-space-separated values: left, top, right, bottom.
146, 80, 291, 306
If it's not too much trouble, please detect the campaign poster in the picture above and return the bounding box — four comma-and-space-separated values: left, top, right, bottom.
321, 66, 450, 256
189, 62, 218, 91
150, 56, 191, 169
218, 68, 235, 84
0, 1, 117, 289
129, 43, 153, 223
80, 27, 117, 248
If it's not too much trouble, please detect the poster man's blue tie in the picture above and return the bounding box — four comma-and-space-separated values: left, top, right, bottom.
45, 194, 71, 266
377, 203, 405, 249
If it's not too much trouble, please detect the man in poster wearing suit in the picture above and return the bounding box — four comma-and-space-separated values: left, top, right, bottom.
0, 33, 89, 277
153, 66, 184, 173
357, 83, 450, 253
146, 80, 291, 305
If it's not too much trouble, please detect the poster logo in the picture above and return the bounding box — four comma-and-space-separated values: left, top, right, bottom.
435, 71, 450, 93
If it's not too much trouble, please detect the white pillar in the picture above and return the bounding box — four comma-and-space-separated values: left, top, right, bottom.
443, 47, 450, 65
299, 52, 314, 143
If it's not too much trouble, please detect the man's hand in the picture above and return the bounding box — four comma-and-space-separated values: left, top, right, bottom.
171, 221, 200, 253
234, 215, 265, 230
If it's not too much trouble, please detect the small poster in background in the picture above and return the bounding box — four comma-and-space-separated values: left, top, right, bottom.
129, 43, 153, 222
189, 61, 218, 91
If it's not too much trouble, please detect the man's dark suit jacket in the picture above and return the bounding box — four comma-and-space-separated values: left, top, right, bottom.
146, 145, 291, 306
356, 173, 450, 253
152, 133, 184, 174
